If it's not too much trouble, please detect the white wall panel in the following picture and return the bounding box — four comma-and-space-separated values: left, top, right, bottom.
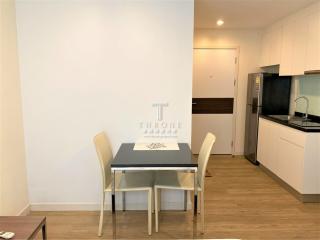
192, 115, 233, 154
0, 0, 29, 215
16, 0, 194, 209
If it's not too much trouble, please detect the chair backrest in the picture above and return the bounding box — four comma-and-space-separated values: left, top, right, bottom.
93, 132, 113, 190
197, 132, 216, 188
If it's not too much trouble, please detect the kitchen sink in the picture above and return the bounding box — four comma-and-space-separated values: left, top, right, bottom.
290, 120, 320, 127
268, 115, 296, 121
267, 115, 320, 128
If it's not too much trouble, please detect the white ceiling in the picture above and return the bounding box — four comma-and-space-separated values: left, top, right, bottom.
195, 0, 317, 29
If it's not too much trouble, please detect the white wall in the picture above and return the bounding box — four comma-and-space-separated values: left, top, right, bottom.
16, 0, 194, 210
194, 29, 262, 155
0, 0, 29, 215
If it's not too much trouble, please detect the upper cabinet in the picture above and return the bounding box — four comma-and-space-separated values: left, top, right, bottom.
279, 21, 294, 75
305, 9, 320, 73
260, 2, 320, 76
291, 15, 309, 76
260, 26, 282, 67
280, 14, 309, 76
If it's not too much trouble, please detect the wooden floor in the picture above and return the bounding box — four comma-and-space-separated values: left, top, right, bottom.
31, 156, 320, 239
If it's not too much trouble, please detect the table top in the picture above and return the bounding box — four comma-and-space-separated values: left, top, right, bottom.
0, 216, 45, 240
111, 143, 197, 169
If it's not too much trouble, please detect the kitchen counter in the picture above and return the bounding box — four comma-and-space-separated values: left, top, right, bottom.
260, 114, 320, 132
258, 117, 320, 202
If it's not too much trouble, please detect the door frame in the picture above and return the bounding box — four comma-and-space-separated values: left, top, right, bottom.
192, 46, 240, 155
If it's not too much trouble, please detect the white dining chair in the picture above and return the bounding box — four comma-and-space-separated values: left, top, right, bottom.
154, 132, 216, 234
94, 132, 154, 236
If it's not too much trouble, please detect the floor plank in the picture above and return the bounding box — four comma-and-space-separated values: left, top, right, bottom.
31, 156, 320, 239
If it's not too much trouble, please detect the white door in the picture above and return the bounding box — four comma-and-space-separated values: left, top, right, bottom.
192, 48, 237, 154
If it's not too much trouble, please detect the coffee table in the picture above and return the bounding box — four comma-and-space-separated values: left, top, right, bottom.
0, 216, 46, 240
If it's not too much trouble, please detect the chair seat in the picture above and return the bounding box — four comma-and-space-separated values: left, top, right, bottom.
154, 171, 201, 191
106, 171, 154, 192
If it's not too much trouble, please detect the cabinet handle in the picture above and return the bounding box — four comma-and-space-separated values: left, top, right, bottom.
304, 70, 320, 75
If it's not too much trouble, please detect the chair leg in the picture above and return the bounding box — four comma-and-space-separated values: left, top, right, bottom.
148, 189, 152, 235
155, 188, 159, 232
152, 188, 155, 213
184, 190, 188, 211
198, 191, 201, 214
158, 188, 161, 212
98, 192, 105, 236
122, 171, 126, 211
200, 191, 205, 234
122, 192, 126, 211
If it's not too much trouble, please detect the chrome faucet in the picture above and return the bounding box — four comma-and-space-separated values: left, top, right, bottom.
294, 96, 309, 120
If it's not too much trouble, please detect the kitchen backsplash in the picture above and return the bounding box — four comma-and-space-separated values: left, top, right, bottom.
296, 75, 320, 117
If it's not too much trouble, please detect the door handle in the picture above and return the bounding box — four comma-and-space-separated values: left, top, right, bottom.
192, 102, 197, 105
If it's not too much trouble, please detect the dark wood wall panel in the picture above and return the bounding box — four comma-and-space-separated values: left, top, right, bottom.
192, 98, 234, 114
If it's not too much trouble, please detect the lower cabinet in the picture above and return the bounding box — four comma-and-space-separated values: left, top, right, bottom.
277, 137, 304, 192
257, 119, 279, 175
257, 118, 319, 194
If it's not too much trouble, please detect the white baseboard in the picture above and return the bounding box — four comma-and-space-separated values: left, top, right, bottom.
30, 201, 188, 211
17, 204, 30, 216
31, 202, 102, 211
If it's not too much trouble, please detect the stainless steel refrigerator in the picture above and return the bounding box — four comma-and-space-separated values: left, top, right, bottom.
244, 73, 291, 164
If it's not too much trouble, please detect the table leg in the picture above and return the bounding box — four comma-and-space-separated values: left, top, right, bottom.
42, 221, 47, 240
112, 211, 117, 239
112, 170, 116, 213
194, 169, 198, 215
111, 170, 116, 238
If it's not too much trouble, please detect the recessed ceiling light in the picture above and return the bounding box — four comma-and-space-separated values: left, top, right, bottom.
217, 19, 224, 26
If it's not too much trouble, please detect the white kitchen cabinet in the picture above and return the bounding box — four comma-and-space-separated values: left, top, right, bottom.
305, 9, 320, 73
260, 26, 282, 67
257, 118, 270, 166
279, 13, 309, 76
257, 118, 320, 195
261, 1, 320, 75
257, 119, 279, 175
269, 26, 283, 67
277, 134, 304, 192
260, 31, 270, 67
279, 21, 294, 76
291, 16, 309, 76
